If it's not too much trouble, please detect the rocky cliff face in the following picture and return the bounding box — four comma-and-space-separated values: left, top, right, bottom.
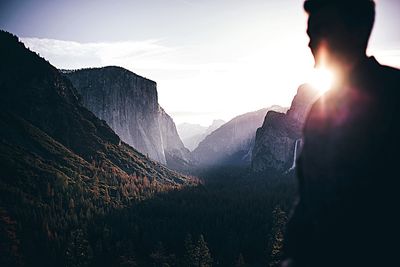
63, 67, 192, 169
158, 107, 193, 170
192, 106, 286, 167
251, 84, 319, 174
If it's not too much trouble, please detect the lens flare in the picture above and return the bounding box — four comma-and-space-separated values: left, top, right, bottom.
310, 66, 334, 94
310, 42, 335, 94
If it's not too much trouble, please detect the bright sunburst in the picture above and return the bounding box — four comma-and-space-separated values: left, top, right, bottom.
310, 67, 335, 94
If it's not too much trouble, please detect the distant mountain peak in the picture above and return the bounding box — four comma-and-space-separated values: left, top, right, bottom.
192, 106, 285, 167
177, 119, 226, 152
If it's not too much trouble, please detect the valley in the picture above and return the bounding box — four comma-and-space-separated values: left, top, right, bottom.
0, 30, 316, 267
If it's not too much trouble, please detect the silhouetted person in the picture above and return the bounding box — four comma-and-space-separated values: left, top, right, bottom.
283, 0, 400, 266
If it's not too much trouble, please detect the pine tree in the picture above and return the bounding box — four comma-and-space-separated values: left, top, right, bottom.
183, 233, 197, 267
65, 228, 93, 267
235, 253, 246, 267
150, 241, 170, 267
119, 254, 138, 267
197, 235, 212, 267
267, 206, 288, 267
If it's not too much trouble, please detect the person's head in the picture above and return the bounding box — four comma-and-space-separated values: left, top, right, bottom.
304, 0, 375, 69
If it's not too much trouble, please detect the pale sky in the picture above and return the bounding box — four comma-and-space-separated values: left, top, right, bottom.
1, 0, 399, 126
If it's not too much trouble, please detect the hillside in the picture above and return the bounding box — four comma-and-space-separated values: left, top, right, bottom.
0, 30, 194, 266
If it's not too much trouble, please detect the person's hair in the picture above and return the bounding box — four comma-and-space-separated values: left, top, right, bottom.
304, 0, 376, 50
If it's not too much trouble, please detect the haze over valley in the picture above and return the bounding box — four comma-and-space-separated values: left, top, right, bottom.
1, 0, 400, 266
0, 30, 318, 266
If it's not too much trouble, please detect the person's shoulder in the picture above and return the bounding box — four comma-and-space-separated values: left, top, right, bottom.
309, 89, 336, 114
379, 64, 400, 79
375, 61, 400, 100
303, 90, 335, 131
372, 58, 400, 84
378, 61, 400, 73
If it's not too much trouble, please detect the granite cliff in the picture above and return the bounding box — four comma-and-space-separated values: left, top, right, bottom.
63, 67, 192, 170
251, 84, 319, 174
192, 106, 286, 167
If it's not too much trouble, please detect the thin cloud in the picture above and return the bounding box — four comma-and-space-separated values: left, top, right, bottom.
21, 37, 175, 70
21, 37, 235, 73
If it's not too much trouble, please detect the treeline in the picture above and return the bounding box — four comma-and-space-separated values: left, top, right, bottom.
0, 30, 297, 267
0, 164, 297, 267
93, 167, 296, 266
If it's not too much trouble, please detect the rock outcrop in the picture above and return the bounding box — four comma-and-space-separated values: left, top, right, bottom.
159, 107, 193, 170
63, 67, 192, 170
251, 84, 319, 174
192, 106, 286, 167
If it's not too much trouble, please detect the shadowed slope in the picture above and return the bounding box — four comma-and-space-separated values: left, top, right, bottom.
0, 30, 195, 266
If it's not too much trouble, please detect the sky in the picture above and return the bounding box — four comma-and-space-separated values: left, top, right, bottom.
1, 0, 400, 126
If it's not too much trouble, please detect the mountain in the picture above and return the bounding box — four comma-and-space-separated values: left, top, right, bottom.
177, 119, 225, 151
0, 30, 194, 266
177, 123, 207, 141
192, 106, 287, 167
204, 119, 226, 136
63, 67, 192, 170
158, 107, 194, 171
205, 119, 226, 134
251, 84, 319, 174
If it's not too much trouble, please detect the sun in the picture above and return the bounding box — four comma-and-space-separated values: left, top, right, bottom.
310, 67, 335, 94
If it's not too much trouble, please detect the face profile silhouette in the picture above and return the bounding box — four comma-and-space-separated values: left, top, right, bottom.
304, 0, 375, 71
